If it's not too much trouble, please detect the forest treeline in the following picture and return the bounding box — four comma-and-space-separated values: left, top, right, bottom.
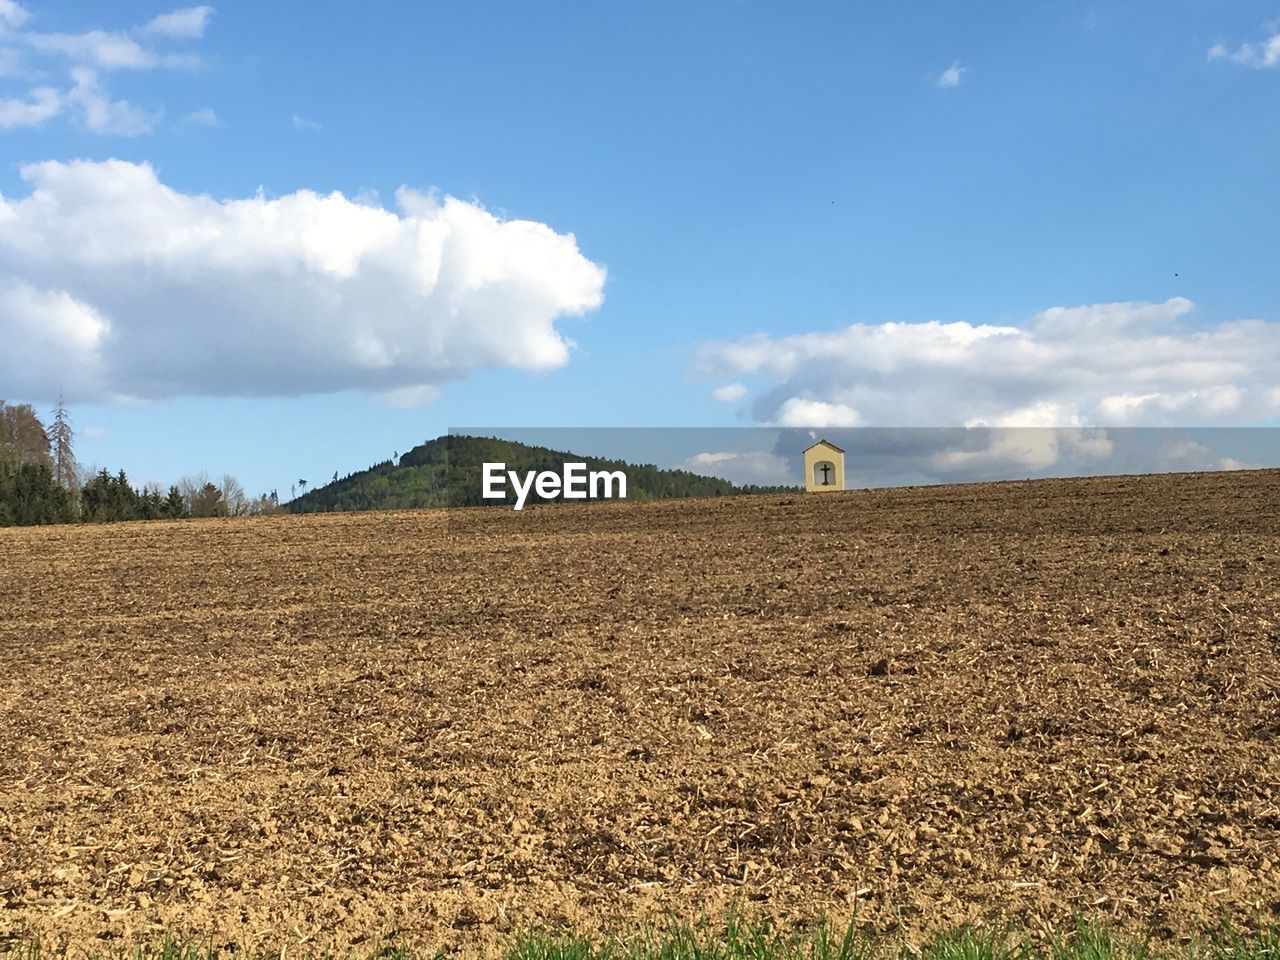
3, 407, 797, 526
289, 434, 796, 513
0, 400, 280, 527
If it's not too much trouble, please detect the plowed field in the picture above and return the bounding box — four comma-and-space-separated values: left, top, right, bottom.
1, 470, 1278, 954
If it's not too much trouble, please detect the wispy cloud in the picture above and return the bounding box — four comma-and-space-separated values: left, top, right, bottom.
711, 382, 746, 403
0, 85, 59, 128
292, 113, 322, 131
25, 30, 198, 70
0, 4, 214, 135
936, 60, 966, 89
141, 6, 214, 39
1208, 28, 1280, 68
67, 67, 159, 135
183, 106, 219, 126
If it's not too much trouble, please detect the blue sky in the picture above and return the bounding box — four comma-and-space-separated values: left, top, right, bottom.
1, 1, 1278, 497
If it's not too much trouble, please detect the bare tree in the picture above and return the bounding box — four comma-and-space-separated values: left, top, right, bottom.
49, 394, 78, 493
246, 493, 278, 515
220, 474, 249, 517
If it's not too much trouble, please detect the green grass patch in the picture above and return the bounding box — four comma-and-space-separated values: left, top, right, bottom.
3, 919, 1279, 960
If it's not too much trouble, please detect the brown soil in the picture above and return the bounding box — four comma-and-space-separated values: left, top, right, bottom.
1, 470, 1278, 954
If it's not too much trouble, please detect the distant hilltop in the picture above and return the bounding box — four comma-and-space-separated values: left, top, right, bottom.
287, 434, 797, 513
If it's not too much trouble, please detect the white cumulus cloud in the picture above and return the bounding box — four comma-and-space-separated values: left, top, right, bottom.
930, 428, 1112, 474
775, 398, 861, 428
711, 382, 746, 403
0, 282, 110, 393
1209, 30, 1280, 68
696, 298, 1280, 427
0, 159, 607, 403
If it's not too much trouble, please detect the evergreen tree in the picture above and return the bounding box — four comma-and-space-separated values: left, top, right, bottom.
79, 468, 145, 523
165, 485, 188, 519
143, 488, 165, 520
190, 482, 226, 518
0, 450, 76, 526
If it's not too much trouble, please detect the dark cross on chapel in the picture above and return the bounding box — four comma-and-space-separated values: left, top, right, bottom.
819, 463, 833, 486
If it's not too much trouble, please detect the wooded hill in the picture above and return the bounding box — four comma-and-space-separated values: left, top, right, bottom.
288, 434, 795, 513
